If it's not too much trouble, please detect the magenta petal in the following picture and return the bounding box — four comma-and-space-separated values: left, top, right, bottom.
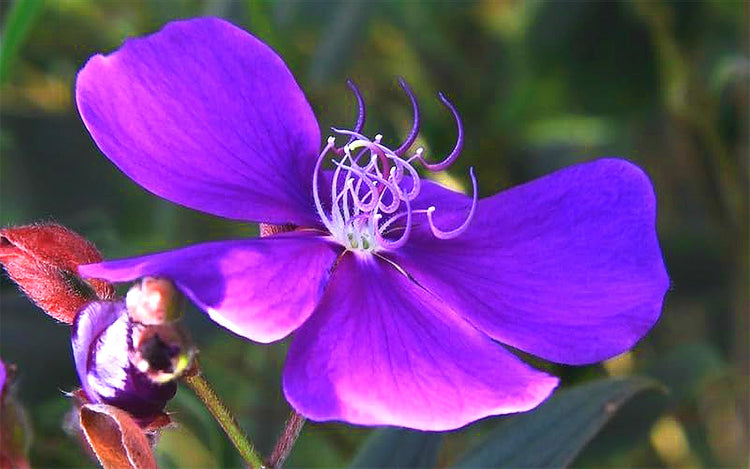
283, 254, 558, 431
76, 17, 321, 225
0, 360, 5, 394
80, 235, 340, 343
390, 159, 669, 365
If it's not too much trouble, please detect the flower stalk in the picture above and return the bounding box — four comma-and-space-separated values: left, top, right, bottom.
268, 410, 306, 469
182, 369, 265, 469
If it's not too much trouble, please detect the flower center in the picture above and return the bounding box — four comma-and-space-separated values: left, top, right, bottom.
312, 80, 478, 253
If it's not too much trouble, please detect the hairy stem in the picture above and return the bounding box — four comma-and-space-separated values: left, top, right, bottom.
268, 410, 306, 468
182, 371, 265, 468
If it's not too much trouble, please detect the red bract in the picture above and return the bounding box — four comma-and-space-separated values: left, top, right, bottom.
0, 223, 115, 323
79, 404, 158, 469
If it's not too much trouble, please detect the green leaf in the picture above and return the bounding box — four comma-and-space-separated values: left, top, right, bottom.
645, 342, 726, 402
453, 377, 666, 468
0, 0, 45, 83
349, 427, 442, 468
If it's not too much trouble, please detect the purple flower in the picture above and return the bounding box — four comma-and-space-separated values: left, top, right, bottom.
75, 18, 668, 431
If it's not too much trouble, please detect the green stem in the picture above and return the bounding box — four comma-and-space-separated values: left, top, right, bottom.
182, 372, 265, 469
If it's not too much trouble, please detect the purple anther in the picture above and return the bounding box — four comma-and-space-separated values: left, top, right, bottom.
392, 157, 421, 199
313, 137, 338, 232
394, 78, 421, 156
370, 139, 391, 181
346, 79, 366, 140
426, 167, 478, 239
332, 159, 380, 212
419, 92, 464, 172
375, 192, 412, 250
375, 174, 402, 214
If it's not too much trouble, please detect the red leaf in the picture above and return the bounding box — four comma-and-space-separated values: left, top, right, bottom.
0, 223, 114, 324
79, 404, 157, 469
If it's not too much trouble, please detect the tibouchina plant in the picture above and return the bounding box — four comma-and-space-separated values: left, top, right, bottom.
75, 17, 668, 431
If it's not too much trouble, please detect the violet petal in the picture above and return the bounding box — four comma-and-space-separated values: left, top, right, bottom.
390, 158, 669, 365
0, 360, 6, 396
76, 17, 321, 225
72, 300, 124, 404
85, 310, 177, 419
79, 235, 341, 343
283, 253, 558, 431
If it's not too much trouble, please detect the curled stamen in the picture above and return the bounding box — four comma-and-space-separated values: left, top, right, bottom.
369, 137, 391, 180
317, 90, 476, 253
375, 177, 402, 214
337, 178, 355, 225
378, 208, 431, 235
331, 159, 380, 213
426, 167, 478, 239
376, 192, 412, 250
418, 92, 464, 171
389, 157, 421, 201
332, 128, 368, 140
335, 152, 402, 217
346, 79, 366, 142
344, 212, 370, 233
333, 127, 368, 160
407, 147, 424, 164
313, 136, 338, 233
394, 78, 421, 156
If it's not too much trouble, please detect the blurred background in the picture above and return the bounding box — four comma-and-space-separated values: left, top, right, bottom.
0, 0, 747, 467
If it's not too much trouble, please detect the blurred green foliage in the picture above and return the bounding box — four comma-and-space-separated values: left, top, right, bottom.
0, 0, 747, 467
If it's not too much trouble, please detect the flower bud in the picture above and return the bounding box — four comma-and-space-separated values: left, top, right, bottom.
0, 223, 114, 324
72, 278, 193, 424
126, 277, 184, 325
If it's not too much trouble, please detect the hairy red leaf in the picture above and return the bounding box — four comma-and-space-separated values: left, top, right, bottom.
0, 223, 114, 323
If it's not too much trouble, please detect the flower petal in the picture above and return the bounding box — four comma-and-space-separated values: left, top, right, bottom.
390, 158, 669, 365
283, 253, 558, 431
76, 17, 321, 225
0, 360, 5, 394
79, 235, 341, 343
72, 300, 124, 404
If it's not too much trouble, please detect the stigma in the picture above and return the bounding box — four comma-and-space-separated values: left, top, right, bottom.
312, 80, 478, 253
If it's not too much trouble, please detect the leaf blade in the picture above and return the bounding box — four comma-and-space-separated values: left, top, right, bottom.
349, 427, 442, 469
453, 377, 665, 468
0, 0, 44, 83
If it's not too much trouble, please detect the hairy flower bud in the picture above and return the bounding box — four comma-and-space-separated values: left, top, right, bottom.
72, 278, 193, 424
0, 223, 114, 323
